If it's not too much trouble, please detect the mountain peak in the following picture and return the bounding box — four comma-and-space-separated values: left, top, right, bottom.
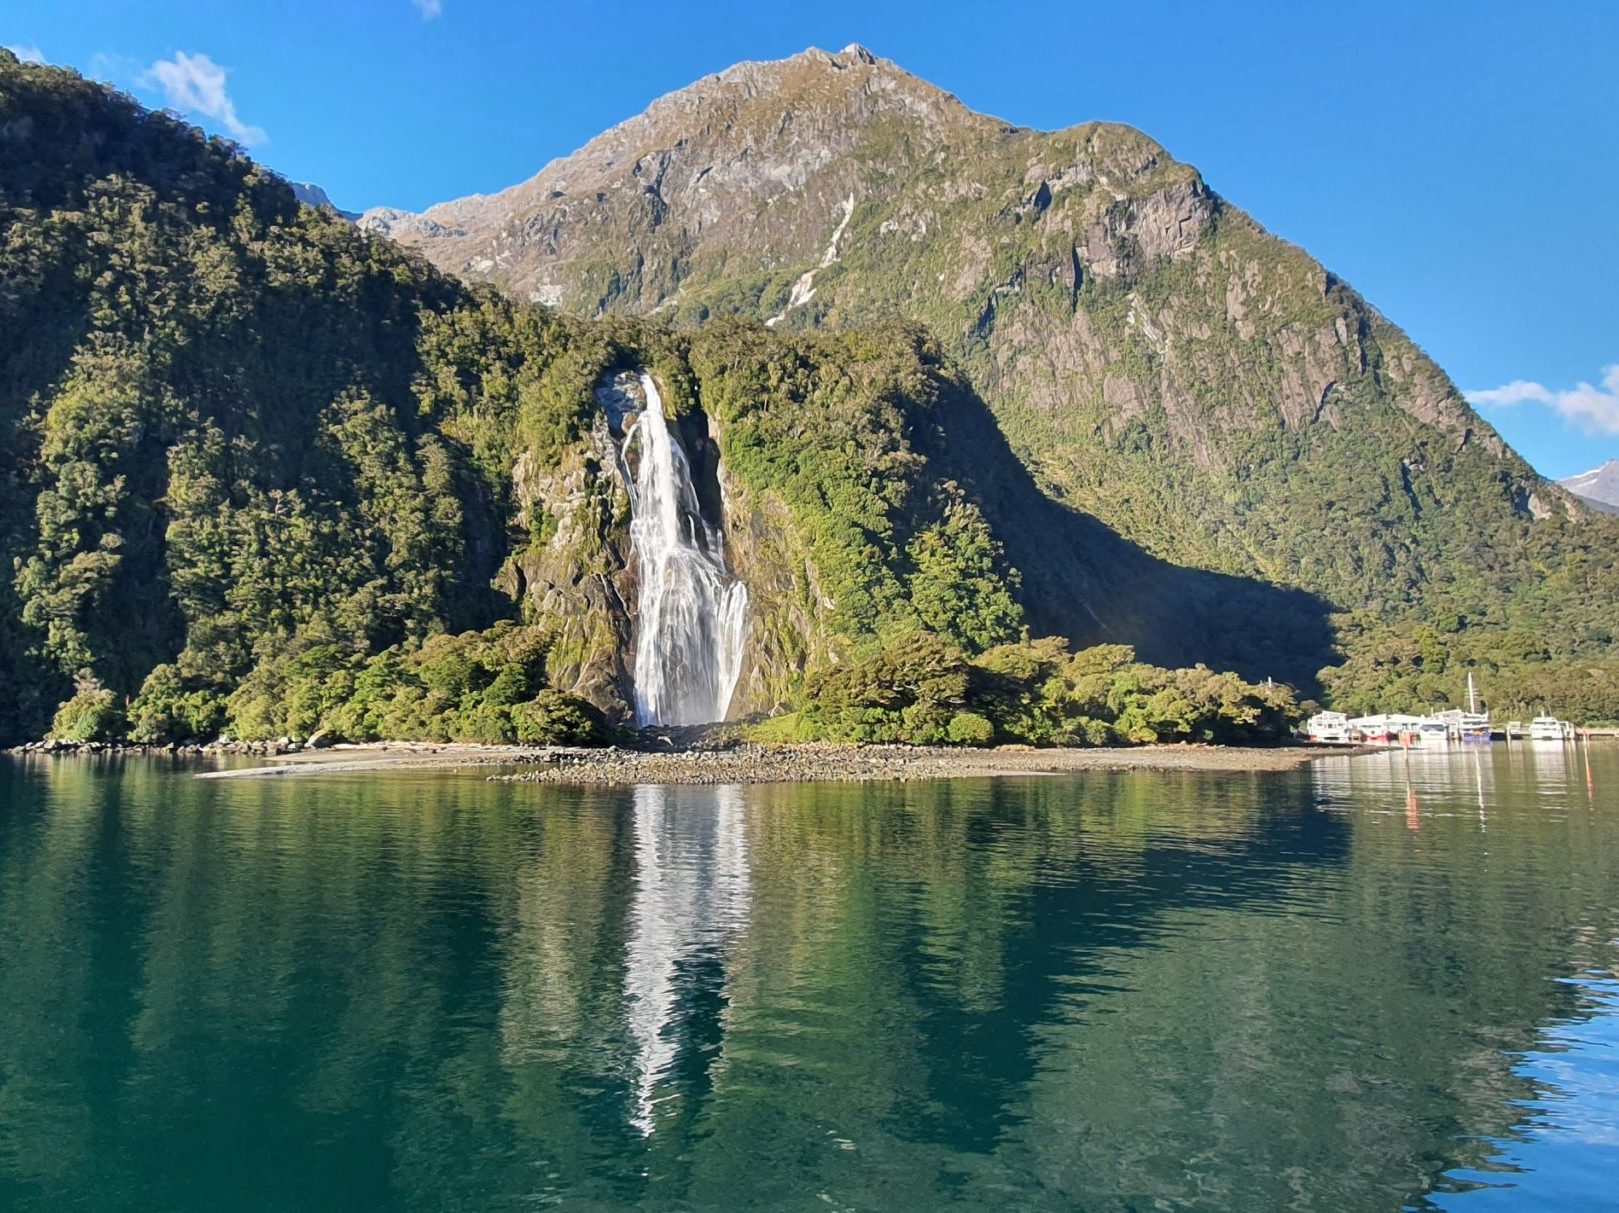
359, 42, 998, 272
356, 49, 1184, 303
654, 39, 962, 125
797, 42, 880, 67
352, 45, 1500, 479
1560, 459, 1619, 511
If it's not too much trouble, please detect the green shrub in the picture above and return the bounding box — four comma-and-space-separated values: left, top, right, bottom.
49, 678, 126, 742
128, 664, 225, 744
452, 702, 516, 744
744, 711, 803, 744
511, 690, 608, 745
946, 711, 995, 746
227, 645, 359, 740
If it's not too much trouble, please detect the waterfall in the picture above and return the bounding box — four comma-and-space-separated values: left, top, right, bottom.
623, 373, 749, 726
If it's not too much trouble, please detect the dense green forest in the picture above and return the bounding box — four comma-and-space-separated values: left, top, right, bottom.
1, 51, 1614, 747
751, 635, 1297, 746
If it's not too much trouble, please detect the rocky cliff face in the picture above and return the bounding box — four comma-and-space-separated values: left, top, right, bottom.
361, 45, 1587, 633
287, 180, 358, 220
505, 368, 843, 721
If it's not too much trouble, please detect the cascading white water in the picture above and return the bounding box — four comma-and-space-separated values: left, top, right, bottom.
623, 373, 749, 726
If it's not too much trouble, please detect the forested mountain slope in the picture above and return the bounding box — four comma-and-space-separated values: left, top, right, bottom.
366, 44, 1619, 719
0, 51, 1311, 746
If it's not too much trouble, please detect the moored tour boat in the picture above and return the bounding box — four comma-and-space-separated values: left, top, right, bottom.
1414, 716, 1453, 746
1530, 716, 1573, 742
1348, 714, 1427, 745
1305, 711, 1351, 744
1315, 712, 1455, 747
1347, 714, 1398, 744
1458, 674, 1491, 745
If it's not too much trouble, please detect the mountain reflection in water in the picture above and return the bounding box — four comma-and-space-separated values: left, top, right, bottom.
0, 750, 1616, 1211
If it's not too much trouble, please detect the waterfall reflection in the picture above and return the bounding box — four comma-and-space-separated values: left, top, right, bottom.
623, 784, 751, 1135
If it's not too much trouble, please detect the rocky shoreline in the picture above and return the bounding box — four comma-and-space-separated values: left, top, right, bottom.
6, 737, 1348, 784
484, 742, 1329, 785
142, 739, 1340, 783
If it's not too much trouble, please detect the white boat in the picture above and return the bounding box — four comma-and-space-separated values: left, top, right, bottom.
1529, 716, 1573, 742
1346, 714, 1397, 744
1328, 713, 1454, 747
1458, 674, 1491, 744
1412, 716, 1454, 746
1347, 713, 1431, 745
1305, 711, 1350, 744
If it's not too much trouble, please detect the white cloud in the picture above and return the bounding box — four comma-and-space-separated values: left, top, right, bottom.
140, 51, 265, 146
412, 0, 443, 18
86, 51, 139, 83
1466, 365, 1619, 436
6, 43, 45, 63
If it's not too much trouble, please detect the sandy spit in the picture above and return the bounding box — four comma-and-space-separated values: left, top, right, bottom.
194, 741, 1343, 784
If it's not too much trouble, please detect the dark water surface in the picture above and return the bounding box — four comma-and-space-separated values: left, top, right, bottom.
1, 745, 1616, 1211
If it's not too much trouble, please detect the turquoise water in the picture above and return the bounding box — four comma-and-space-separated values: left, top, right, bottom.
0, 744, 1616, 1211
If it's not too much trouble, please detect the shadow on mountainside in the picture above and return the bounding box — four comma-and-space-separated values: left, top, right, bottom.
917, 376, 1338, 698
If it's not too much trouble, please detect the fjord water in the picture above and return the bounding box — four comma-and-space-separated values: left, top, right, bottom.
1, 747, 1616, 1211
624, 373, 748, 726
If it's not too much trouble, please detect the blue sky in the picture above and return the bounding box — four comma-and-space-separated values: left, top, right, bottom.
7, 0, 1617, 479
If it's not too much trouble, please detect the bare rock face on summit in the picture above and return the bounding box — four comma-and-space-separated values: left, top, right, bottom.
360, 44, 974, 310
1561, 460, 1619, 512
364, 44, 1589, 620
